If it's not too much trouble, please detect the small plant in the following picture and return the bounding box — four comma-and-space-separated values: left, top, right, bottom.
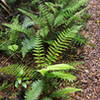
8, 44, 18, 52
0, 0, 88, 57
15, 69, 30, 88
0, 0, 89, 99
24, 64, 82, 100
0, 81, 10, 91
0, 62, 83, 99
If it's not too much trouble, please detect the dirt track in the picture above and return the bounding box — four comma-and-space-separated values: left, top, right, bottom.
71, 0, 100, 100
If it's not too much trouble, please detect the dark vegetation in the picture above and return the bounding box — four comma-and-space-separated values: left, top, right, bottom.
0, 0, 91, 100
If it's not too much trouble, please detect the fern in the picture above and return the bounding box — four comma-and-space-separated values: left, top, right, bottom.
3, 16, 30, 35
45, 71, 76, 81
54, 0, 89, 27
64, 7, 89, 27
38, 64, 75, 75
45, 25, 82, 65
67, 61, 84, 67
52, 87, 82, 97
39, 4, 54, 26
17, 0, 88, 58
0, 63, 82, 99
33, 35, 46, 67
18, 9, 40, 25
0, 64, 35, 78
64, 0, 88, 18
25, 80, 44, 100
21, 37, 36, 57
0, 0, 89, 99
0, 81, 10, 91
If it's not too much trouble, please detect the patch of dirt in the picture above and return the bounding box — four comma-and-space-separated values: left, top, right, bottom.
70, 0, 100, 100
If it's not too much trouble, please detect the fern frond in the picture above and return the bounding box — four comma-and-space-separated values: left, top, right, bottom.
72, 33, 86, 46
25, 80, 44, 100
64, 7, 89, 27
33, 35, 46, 67
38, 64, 75, 75
45, 71, 76, 81
39, 4, 54, 26
21, 37, 36, 57
57, 0, 69, 5
64, 0, 89, 18
54, 0, 89, 27
31, 0, 41, 5
3, 16, 30, 34
52, 87, 82, 97
67, 61, 84, 67
45, 25, 82, 65
0, 81, 10, 91
18, 8, 40, 25
38, 26, 49, 38
0, 64, 34, 78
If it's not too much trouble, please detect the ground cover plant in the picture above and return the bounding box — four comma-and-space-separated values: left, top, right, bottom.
0, 0, 89, 99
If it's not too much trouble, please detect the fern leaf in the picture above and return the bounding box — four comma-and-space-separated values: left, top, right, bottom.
38, 26, 49, 38
52, 87, 82, 97
18, 8, 40, 24
0, 64, 34, 78
64, 0, 89, 18
45, 71, 76, 81
54, 12, 65, 26
25, 80, 44, 100
22, 16, 35, 28
54, 0, 89, 27
38, 64, 75, 75
31, 0, 41, 5
46, 25, 82, 65
0, 81, 10, 91
39, 4, 54, 25
33, 35, 47, 67
3, 16, 30, 34
64, 7, 89, 27
21, 37, 36, 57
68, 61, 84, 67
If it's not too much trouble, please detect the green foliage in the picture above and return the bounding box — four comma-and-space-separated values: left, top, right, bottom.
1, 0, 88, 57
42, 97, 53, 100
31, 0, 41, 5
45, 25, 82, 65
25, 80, 44, 100
3, 16, 30, 35
0, 81, 10, 91
0, 0, 89, 99
7, 0, 16, 4
52, 87, 82, 97
38, 64, 75, 75
15, 69, 30, 88
8, 44, 18, 52
21, 37, 36, 57
0, 64, 35, 78
0, 63, 82, 99
33, 35, 46, 67
45, 72, 76, 81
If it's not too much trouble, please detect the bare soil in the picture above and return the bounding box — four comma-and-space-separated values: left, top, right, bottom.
70, 0, 100, 100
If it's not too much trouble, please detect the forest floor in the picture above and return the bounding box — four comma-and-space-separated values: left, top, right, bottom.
70, 0, 100, 100
0, 0, 100, 100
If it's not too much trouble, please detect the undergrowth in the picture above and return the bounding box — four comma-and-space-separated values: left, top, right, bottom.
0, 0, 89, 99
